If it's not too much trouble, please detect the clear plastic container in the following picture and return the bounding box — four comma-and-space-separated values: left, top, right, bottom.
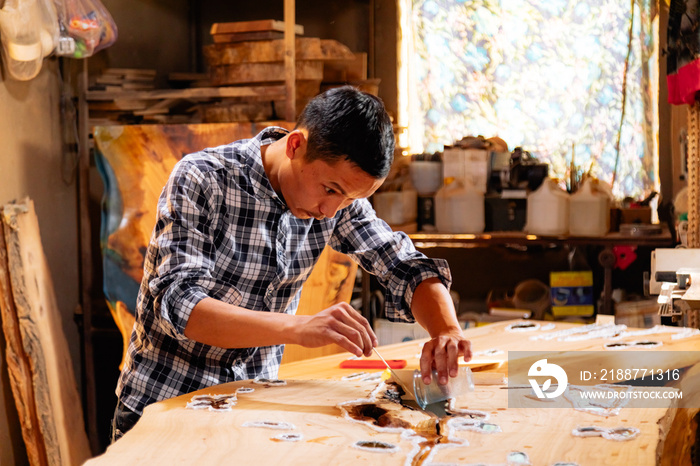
526, 178, 569, 236
412, 366, 474, 409
0, 0, 43, 80
435, 180, 484, 233
569, 179, 610, 236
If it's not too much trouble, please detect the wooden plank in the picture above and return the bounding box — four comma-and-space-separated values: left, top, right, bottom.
0, 208, 48, 466
86, 85, 287, 101
210, 19, 304, 36
101, 68, 157, 79
203, 38, 354, 66
2, 199, 91, 465
212, 31, 288, 43
209, 61, 323, 86
132, 98, 180, 116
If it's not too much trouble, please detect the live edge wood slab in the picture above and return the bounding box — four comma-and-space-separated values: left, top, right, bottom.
1, 199, 91, 465
85, 320, 699, 465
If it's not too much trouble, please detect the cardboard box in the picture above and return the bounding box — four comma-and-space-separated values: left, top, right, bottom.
442, 147, 489, 192
550, 271, 594, 317
615, 299, 661, 328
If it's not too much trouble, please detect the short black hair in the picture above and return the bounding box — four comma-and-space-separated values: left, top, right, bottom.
296, 86, 394, 179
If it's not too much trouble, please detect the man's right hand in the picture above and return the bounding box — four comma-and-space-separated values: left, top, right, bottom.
294, 303, 378, 357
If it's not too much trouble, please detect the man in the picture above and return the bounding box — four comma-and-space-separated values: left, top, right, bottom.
112, 86, 470, 441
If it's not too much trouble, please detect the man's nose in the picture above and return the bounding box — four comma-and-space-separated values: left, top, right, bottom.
319, 198, 346, 218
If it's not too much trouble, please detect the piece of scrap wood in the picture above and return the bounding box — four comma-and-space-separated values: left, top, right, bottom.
204, 38, 354, 66
2, 199, 91, 466
210, 19, 303, 36
0, 209, 48, 466
133, 98, 180, 116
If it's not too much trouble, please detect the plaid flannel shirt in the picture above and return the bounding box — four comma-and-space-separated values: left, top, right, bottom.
116, 127, 452, 415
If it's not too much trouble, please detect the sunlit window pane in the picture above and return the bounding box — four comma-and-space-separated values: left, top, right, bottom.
398, 0, 659, 199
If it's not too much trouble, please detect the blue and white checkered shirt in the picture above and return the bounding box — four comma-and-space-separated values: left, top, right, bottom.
116, 127, 451, 415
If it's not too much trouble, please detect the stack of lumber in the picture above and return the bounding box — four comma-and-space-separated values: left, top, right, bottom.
86, 68, 288, 126
201, 19, 380, 123
89, 68, 157, 92
0, 198, 91, 465
88, 68, 196, 125
84, 20, 381, 126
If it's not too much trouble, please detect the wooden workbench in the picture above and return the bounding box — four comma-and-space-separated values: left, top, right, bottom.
84, 320, 700, 465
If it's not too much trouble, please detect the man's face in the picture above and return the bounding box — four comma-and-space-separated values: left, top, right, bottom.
281, 153, 385, 220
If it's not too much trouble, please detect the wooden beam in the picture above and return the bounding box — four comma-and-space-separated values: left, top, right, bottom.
284, 0, 296, 121
210, 19, 304, 36
85, 85, 287, 102
77, 58, 100, 454
203, 38, 354, 66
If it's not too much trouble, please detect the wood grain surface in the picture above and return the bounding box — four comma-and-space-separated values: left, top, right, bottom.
84, 320, 699, 465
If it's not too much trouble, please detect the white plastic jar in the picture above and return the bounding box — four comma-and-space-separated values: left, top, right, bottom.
435, 180, 484, 233
526, 178, 569, 236
569, 179, 610, 236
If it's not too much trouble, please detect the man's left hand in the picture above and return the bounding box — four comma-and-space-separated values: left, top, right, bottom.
419, 329, 471, 385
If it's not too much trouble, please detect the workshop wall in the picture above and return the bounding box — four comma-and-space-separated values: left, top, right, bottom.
0, 61, 78, 466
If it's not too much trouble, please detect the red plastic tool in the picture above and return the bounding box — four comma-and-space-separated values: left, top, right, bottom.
339, 359, 407, 369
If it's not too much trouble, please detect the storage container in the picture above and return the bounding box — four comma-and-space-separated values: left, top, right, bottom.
409, 161, 442, 195
569, 179, 610, 236
372, 190, 417, 226
526, 178, 569, 235
435, 180, 484, 233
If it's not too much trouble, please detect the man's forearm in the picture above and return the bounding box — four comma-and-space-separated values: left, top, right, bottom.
411, 277, 471, 384
411, 277, 462, 336
184, 297, 299, 348
184, 297, 377, 357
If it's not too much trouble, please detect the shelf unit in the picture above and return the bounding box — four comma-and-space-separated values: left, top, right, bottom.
406, 229, 674, 317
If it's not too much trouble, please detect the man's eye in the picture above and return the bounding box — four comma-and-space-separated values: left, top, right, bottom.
324, 187, 336, 195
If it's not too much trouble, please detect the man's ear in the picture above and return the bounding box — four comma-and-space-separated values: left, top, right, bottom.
285, 130, 307, 160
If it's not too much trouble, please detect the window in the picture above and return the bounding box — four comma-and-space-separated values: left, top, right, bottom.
398, 0, 659, 199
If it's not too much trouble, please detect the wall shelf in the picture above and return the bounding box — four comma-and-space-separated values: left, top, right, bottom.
408, 229, 674, 249
404, 228, 674, 318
